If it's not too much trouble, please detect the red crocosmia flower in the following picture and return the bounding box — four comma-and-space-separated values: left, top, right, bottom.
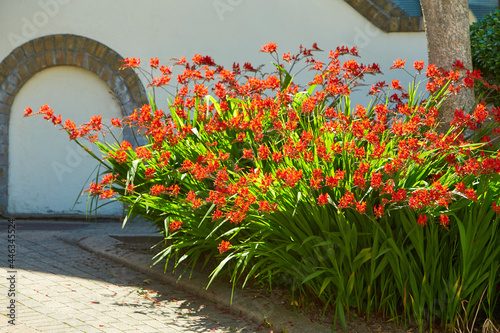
120, 140, 132, 150
51, 114, 62, 126
242, 148, 254, 159
88, 115, 102, 131
101, 173, 116, 185
493, 202, 500, 214
126, 184, 135, 194
257, 145, 270, 160
151, 76, 171, 87
464, 188, 478, 201
150, 184, 166, 196
260, 42, 277, 53
338, 191, 355, 209
276, 167, 303, 187
374, 204, 384, 218
455, 182, 466, 193
99, 189, 115, 200
282, 52, 291, 64
186, 190, 196, 203
168, 184, 180, 197
63, 119, 76, 131
310, 177, 322, 189
160, 65, 172, 76
417, 214, 427, 226
208, 191, 226, 207
218, 240, 231, 254
370, 172, 383, 190
413, 60, 425, 72
258, 200, 276, 213
233, 132, 246, 143
440, 214, 450, 228
110, 117, 122, 127
212, 209, 224, 221
121, 57, 140, 69
391, 79, 403, 90
426, 63, 440, 78
23, 107, 33, 117
452, 60, 465, 69
317, 193, 329, 206
472, 102, 488, 123
356, 201, 367, 214
354, 146, 365, 159
150, 57, 159, 68
326, 170, 345, 188
145, 167, 155, 180
109, 150, 128, 164
353, 170, 366, 189
169, 219, 183, 231
84, 182, 102, 196
392, 188, 407, 202
135, 146, 152, 160
391, 58, 406, 69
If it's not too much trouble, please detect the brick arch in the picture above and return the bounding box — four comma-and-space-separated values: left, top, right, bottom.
0, 34, 148, 216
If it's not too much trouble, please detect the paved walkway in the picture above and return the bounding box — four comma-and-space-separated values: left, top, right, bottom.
0, 219, 266, 332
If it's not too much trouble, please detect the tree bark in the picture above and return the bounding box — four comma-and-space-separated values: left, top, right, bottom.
420, 0, 475, 132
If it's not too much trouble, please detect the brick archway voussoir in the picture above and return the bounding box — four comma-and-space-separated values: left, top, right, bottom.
0, 34, 148, 216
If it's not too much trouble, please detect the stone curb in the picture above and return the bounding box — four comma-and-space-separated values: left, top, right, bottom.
72, 234, 332, 333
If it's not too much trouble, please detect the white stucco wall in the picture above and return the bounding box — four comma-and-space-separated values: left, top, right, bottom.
0, 0, 428, 81
9, 66, 123, 216
1, 0, 428, 216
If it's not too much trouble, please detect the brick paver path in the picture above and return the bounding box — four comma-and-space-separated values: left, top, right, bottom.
0, 221, 263, 332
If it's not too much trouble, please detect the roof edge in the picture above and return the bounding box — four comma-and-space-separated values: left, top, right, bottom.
344, 0, 424, 32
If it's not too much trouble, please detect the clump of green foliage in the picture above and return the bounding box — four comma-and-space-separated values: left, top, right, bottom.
471, 9, 500, 106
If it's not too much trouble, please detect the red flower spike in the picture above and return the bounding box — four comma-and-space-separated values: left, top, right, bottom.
440, 214, 450, 227
121, 57, 140, 69
24, 107, 33, 117
370, 172, 383, 190
99, 189, 115, 200
282, 52, 291, 64
391, 79, 403, 90
413, 60, 425, 72
317, 193, 329, 206
150, 58, 159, 68
356, 201, 367, 214
452, 60, 465, 70
169, 219, 183, 231
150, 184, 166, 196
242, 148, 254, 159
218, 240, 231, 254
145, 167, 155, 181
84, 182, 102, 196
464, 188, 478, 201
374, 204, 384, 218
493, 202, 500, 214
257, 145, 270, 160
101, 173, 116, 185
390, 58, 406, 69
338, 191, 355, 209
417, 214, 427, 226
111, 118, 122, 127
455, 182, 466, 193
260, 43, 277, 53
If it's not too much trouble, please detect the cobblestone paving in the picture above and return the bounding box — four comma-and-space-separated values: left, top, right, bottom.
0, 220, 264, 332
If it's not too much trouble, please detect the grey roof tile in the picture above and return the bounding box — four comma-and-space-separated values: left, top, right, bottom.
389, 0, 497, 19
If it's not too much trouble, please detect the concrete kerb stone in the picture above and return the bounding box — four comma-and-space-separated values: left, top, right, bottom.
74, 234, 331, 333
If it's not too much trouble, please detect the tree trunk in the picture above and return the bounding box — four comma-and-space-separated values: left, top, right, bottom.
420, 0, 475, 132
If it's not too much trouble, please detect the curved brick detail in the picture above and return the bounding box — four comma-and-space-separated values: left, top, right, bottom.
344, 0, 423, 32
0, 34, 148, 216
